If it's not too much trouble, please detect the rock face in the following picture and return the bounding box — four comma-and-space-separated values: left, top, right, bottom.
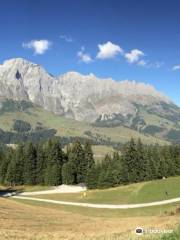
0, 58, 175, 123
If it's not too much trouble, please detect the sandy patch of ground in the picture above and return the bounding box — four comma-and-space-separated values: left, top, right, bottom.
19, 183, 87, 196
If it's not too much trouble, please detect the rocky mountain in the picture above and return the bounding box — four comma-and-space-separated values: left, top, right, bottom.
0, 58, 179, 143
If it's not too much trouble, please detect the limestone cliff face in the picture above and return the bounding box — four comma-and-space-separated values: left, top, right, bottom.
0, 58, 64, 115
0, 58, 172, 122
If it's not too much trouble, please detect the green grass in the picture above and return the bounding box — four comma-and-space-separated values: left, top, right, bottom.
32, 176, 180, 205
92, 145, 117, 161
140, 110, 173, 129
157, 227, 180, 240
0, 104, 169, 146
18, 185, 51, 192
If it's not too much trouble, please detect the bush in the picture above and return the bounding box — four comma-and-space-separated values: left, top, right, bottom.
13, 120, 31, 133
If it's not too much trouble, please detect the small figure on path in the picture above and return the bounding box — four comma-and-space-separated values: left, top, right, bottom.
82, 192, 87, 198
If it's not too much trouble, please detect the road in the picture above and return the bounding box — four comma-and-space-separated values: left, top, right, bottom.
11, 195, 180, 209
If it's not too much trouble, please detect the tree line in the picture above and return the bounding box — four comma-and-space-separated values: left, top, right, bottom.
0, 139, 95, 186
0, 138, 179, 189
87, 138, 180, 189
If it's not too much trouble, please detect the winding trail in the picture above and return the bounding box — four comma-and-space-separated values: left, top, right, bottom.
11, 195, 180, 209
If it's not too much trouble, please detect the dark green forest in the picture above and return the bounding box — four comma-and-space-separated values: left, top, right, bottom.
0, 138, 180, 189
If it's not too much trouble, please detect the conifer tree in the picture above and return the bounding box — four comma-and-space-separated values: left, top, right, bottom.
36, 143, 46, 184
44, 139, 63, 185
69, 141, 85, 183
173, 146, 180, 175
24, 143, 37, 185
145, 147, 158, 180
5, 161, 15, 186
5, 146, 25, 186
14, 145, 24, 185
111, 152, 123, 185
62, 162, 76, 184
84, 141, 95, 170
0, 148, 11, 184
162, 146, 176, 176
121, 138, 138, 183
86, 164, 99, 189
136, 138, 147, 181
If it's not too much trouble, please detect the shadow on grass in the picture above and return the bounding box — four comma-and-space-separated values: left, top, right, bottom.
0, 187, 23, 197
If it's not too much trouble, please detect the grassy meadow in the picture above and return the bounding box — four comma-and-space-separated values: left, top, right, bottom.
1, 176, 180, 239
30, 176, 180, 205
0, 105, 169, 146
1, 197, 179, 240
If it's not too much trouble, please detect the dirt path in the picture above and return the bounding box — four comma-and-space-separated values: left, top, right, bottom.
12, 195, 180, 209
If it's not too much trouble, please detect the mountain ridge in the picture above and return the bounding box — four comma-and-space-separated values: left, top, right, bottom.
0, 58, 179, 144
0, 58, 172, 121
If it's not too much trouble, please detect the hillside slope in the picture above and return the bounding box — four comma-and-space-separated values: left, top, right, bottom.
0, 99, 169, 146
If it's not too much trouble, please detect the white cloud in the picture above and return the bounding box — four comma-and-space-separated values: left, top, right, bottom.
96, 41, 123, 59
125, 49, 144, 63
22, 40, 52, 55
77, 47, 93, 63
60, 35, 73, 42
137, 59, 147, 66
172, 65, 180, 71
153, 61, 164, 69
137, 60, 164, 69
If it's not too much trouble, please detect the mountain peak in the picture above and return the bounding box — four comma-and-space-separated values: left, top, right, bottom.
60, 71, 83, 78
0, 58, 174, 122
2, 58, 35, 66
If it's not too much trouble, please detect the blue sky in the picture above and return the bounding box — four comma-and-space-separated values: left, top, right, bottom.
0, 0, 180, 105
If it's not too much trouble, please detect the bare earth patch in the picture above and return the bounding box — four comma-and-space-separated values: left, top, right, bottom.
19, 184, 87, 196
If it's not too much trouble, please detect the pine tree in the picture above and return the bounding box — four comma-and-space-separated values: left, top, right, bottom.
97, 169, 113, 188
111, 152, 123, 185
162, 146, 176, 177
97, 154, 117, 188
86, 165, 99, 189
62, 162, 76, 184
14, 145, 25, 185
45, 164, 61, 186
121, 138, 139, 183
6, 145, 25, 186
103, 154, 112, 170
24, 143, 37, 185
5, 154, 16, 186
145, 147, 158, 180
0, 148, 11, 184
69, 141, 85, 183
173, 146, 180, 175
84, 141, 95, 170
36, 143, 46, 184
44, 139, 63, 185
136, 139, 147, 181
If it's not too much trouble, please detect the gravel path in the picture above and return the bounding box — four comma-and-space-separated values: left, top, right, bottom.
11, 195, 180, 209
